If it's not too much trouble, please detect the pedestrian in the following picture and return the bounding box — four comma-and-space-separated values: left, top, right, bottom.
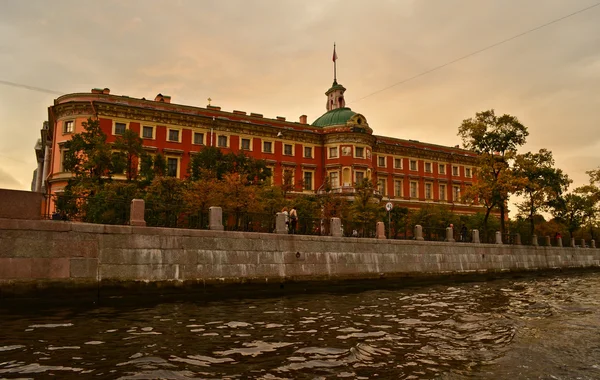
289, 206, 298, 234
282, 207, 289, 233
460, 224, 468, 242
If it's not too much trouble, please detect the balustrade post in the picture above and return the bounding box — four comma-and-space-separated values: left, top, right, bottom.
331, 217, 342, 237
472, 229, 480, 244
130, 199, 146, 227
591, 239, 596, 248
544, 236, 551, 247
532, 234, 538, 246
581, 238, 587, 248
495, 231, 502, 244
514, 233, 521, 245
445, 227, 455, 242
275, 212, 288, 234
376, 222, 386, 239
571, 237, 576, 248
414, 225, 424, 241
209, 206, 224, 231
557, 237, 563, 247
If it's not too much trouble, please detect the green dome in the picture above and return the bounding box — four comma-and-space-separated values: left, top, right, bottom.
311, 107, 356, 127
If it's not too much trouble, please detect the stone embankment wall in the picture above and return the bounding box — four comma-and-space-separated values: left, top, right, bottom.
1, 218, 600, 297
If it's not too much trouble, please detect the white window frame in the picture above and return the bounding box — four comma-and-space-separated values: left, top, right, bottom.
354, 146, 364, 159
328, 146, 339, 159
63, 120, 74, 134
424, 162, 432, 174
394, 179, 403, 197
142, 125, 155, 140
304, 145, 313, 159
355, 170, 365, 185
465, 167, 472, 178
192, 131, 204, 145
112, 121, 129, 136
167, 128, 182, 143
410, 181, 418, 198
409, 160, 418, 171
378, 155, 387, 168
425, 182, 433, 199
329, 171, 339, 188
377, 178, 386, 195
439, 184, 447, 201
452, 165, 460, 176
303, 170, 314, 191
283, 143, 294, 156
240, 137, 252, 151
439, 163, 446, 175
394, 157, 403, 169
166, 156, 181, 178
217, 134, 229, 148
262, 140, 273, 154
453, 185, 461, 202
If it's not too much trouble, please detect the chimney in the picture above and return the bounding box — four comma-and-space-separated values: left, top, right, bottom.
102, 88, 110, 94
91, 88, 103, 94
276, 116, 286, 121
154, 93, 171, 103
299, 115, 307, 124
233, 110, 247, 115
250, 113, 263, 118
207, 105, 221, 111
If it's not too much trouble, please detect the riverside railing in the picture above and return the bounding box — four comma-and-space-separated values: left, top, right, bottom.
48, 197, 598, 247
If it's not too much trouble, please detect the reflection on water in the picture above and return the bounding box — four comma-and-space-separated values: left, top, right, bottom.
2, 272, 600, 379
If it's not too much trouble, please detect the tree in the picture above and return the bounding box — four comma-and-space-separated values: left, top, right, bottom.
113, 129, 144, 181
281, 169, 295, 197
550, 192, 588, 240
513, 149, 571, 237
62, 118, 118, 182
349, 179, 382, 237
458, 109, 528, 234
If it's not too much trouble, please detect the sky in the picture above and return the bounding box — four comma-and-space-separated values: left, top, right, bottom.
0, 0, 599, 215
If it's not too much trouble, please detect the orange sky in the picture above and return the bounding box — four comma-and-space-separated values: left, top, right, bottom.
1, 0, 599, 217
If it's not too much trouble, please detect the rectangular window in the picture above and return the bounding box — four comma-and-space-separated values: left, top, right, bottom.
63, 120, 74, 134
143, 126, 154, 139
304, 146, 312, 158
425, 162, 432, 173
263, 141, 272, 153
330, 171, 339, 187
218, 135, 228, 147
303, 171, 313, 190
439, 164, 446, 175
241, 138, 251, 150
167, 158, 178, 177
452, 165, 459, 176
168, 129, 180, 142
378, 156, 386, 167
355, 147, 364, 158
355, 171, 364, 184
439, 184, 447, 201
453, 185, 461, 202
394, 180, 403, 197
193, 132, 204, 145
410, 181, 418, 198
394, 158, 402, 169
284, 144, 293, 155
465, 167, 472, 178
377, 179, 386, 195
329, 146, 338, 158
425, 183, 432, 199
59, 148, 69, 172
410, 160, 418, 171
115, 122, 126, 135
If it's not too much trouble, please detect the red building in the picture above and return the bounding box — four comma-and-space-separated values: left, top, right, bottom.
35, 79, 481, 215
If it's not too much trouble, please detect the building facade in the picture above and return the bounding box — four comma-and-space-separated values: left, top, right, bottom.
36, 80, 481, 214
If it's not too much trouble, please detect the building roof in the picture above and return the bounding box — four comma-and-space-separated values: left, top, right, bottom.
311, 107, 357, 127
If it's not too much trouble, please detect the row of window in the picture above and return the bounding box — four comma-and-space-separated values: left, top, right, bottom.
376, 179, 463, 201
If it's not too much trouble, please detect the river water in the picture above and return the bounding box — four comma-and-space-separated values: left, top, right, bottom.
2, 272, 600, 379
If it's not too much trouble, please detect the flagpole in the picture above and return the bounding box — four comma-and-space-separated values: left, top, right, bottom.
333, 43, 337, 83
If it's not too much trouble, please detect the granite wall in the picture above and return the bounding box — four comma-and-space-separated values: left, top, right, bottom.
1, 218, 599, 297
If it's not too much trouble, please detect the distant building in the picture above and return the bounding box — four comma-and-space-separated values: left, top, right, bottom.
39, 76, 481, 215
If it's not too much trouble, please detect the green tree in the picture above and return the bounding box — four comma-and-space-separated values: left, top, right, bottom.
513, 149, 571, 237
458, 109, 528, 234
62, 118, 118, 182
349, 179, 382, 237
550, 192, 588, 240
113, 129, 144, 181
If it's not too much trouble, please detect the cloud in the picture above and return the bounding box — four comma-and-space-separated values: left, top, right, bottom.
0, 167, 24, 190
